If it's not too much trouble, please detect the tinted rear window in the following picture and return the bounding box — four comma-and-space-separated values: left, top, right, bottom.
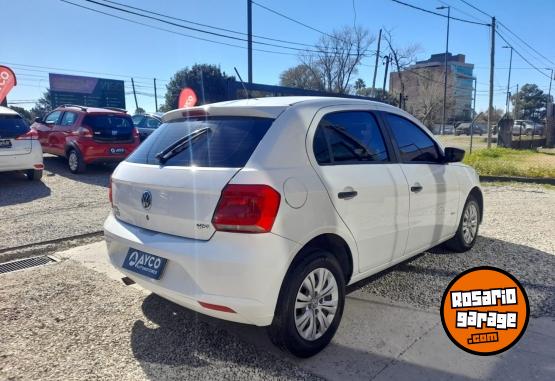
0, 114, 29, 138
127, 116, 273, 167
84, 114, 133, 131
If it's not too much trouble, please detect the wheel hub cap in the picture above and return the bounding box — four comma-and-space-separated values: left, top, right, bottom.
294, 268, 339, 341
462, 203, 479, 245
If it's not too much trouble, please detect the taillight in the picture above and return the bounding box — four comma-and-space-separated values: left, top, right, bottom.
16, 129, 38, 140
76, 126, 93, 138
212, 184, 281, 233
109, 176, 113, 206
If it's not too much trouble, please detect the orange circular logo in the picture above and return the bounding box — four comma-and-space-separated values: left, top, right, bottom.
440, 266, 529, 356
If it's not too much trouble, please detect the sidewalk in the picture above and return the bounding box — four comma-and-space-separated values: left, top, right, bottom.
59, 242, 555, 381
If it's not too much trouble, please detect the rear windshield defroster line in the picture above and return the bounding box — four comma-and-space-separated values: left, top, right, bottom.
126, 116, 274, 168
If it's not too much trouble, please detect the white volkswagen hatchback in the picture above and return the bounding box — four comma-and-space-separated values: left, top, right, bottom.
104, 97, 482, 357
0, 106, 44, 180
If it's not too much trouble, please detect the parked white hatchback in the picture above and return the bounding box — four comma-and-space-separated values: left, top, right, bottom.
104, 96, 482, 357
0, 106, 44, 180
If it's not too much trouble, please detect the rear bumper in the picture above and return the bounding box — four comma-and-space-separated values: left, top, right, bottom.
0, 145, 43, 172
74, 140, 139, 164
103, 213, 298, 326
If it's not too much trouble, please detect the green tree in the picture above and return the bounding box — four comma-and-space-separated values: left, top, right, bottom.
135, 107, 146, 115
511, 83, 552, 121
9, 106, 33, 124
279, 64, 324, 91
30, 90, 52, 119
162, 64, 233, 110
354, 78, 366, 93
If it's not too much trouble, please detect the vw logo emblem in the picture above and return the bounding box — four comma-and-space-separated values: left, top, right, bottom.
141, 191, 152, 210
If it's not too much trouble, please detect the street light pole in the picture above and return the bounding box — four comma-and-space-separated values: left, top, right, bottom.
547, 68, 553, 105
437, 6, 450, 135
502, 45, 513, 116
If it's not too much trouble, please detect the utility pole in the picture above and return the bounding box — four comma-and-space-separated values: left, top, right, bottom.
487, 17, 496, 148
547, 68, 553, 106
153, 78, 158, 112
502, 45, 513, 115
437, 6, 450, 135
131, 78, 138, 111
470, 77, 477, 153
247, 0, 253, 84
382, 54, 390, 94
371, 29, 382, 98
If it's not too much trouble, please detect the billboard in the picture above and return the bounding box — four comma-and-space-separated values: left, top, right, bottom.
49, 73, 125, 109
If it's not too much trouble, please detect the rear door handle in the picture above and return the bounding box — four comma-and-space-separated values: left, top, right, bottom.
410, 183, 423, 193
338, 190, 358, 199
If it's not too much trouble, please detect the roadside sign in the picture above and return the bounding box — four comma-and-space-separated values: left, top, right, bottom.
178, 87, 197, 108
49, 73, 125, 109
0, 66, 17, 103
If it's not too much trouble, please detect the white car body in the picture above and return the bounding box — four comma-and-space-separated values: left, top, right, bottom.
104, 96, 482, 347
0, 106, 44, 175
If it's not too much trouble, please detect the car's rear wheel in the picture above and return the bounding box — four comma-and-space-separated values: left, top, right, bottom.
267, 251, 345, 358
444, 195, 480, 252
68, 149, 86, 174
26, 169, 43, 181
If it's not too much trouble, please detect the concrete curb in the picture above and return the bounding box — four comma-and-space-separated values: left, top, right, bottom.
480, 175, 555, 185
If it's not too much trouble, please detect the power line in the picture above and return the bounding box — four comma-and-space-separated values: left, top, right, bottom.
251, 1, 337, 40
497, 21, 555, 67
438, 0, 488, 24
60, 0, 299, 57
388, 0, 489, 26
457, 0, 492, 18
100, 0, 315, 48
496, 31, 551, 79
80, 0, 329, 54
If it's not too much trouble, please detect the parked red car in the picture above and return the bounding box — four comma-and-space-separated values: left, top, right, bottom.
32, 105, 140, 173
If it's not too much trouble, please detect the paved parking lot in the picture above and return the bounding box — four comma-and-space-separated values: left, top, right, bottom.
1, 179, 554, 379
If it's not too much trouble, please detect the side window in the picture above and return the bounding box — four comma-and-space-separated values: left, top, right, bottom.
44, 111, 62, 124
313, 111, 389, 165
60, 112, 78, 126
146, 117, 161, 128
386, 113, 440, 163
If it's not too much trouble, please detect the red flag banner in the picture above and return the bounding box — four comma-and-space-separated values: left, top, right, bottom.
178, 87, 198, 109
0, 66, 17, 103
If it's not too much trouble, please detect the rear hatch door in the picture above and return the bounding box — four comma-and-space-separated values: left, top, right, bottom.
112, 115, 274, 240
0, 114, 31, 156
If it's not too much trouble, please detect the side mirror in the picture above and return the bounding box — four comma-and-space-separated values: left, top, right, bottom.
34, 117, 43, 123
443, 147, 465, 163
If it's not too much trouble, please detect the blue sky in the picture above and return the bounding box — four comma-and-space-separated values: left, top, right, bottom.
2, 0, 554, 113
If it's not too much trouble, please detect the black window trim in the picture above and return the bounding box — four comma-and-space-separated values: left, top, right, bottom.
312, 110, 398, 166
381, 111, 445, 165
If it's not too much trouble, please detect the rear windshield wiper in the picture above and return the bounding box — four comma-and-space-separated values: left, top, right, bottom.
155, 127, 210, 164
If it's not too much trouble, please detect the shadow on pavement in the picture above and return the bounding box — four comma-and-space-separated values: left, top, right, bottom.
43, 155, 113, 188
130, 236, 555, 380
0, 172, 51, 207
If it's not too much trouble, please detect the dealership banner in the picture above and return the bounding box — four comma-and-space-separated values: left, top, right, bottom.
0, 65, 17, 103
49, 73, 125, 109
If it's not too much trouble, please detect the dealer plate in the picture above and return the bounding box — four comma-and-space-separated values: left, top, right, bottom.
122, 248, 167, 280
0, 139, 12, 148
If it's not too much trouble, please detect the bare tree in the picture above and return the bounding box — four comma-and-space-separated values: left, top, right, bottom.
383, 29, 420, 104
300, 26, 374, 94
406, 69, 451, 127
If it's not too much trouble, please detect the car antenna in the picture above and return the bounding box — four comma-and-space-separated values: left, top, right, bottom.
234, 67, 250, 99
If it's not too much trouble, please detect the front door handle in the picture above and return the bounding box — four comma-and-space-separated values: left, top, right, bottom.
410, 183, 423, 193
338, 190, 358, 199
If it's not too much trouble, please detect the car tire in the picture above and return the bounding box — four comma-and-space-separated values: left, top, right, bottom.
68, 149, 86, 174
444, 195, 480, 253
267, 250, 345, 358
26, 169, 43, 181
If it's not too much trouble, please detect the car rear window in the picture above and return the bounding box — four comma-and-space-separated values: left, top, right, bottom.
0, 114, 29, 138
84, 114, 133, 130
127, 116, 274, 167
